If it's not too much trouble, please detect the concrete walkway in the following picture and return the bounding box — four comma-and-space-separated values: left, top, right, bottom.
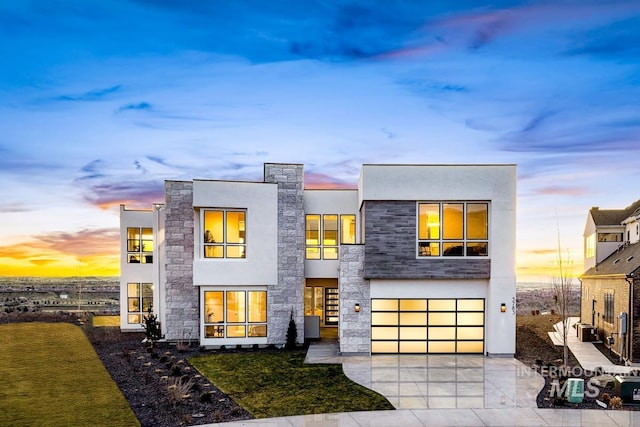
203, 338, 640, 426
550, 317, 636, 374
210, 407, 640, 426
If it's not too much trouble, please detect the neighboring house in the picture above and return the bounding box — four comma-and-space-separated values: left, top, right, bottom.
580, 199, 640, 362
120, 162, 517, 355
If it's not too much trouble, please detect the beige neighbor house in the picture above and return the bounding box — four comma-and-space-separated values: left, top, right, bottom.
580, 199, 640, 362
120, 162, 517, 356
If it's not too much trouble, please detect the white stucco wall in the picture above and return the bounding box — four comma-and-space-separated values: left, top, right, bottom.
625, 218, 640, 245
119, 206, 156, 331
303, 189, 359, 278
192, 180, 278, 286
359, 164, 517, 355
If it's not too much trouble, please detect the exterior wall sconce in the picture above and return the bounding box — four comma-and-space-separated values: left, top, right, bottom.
354, 303, 360, 313
500, 303, 506, 313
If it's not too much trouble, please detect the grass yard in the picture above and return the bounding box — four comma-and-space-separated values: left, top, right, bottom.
92, 315, 120, 327
190, 351, 394, 418
0, 322, 139, 427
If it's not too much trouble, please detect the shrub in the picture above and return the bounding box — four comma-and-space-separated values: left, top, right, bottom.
610, 396, 623, 409
199, 391, 213, 403
285, 309, 297, 350
167, 377, 194, 406
170, 365, 182, 377
142, 308, 162, 347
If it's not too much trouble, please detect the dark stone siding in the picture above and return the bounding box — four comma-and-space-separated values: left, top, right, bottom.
363, 201, 491, 279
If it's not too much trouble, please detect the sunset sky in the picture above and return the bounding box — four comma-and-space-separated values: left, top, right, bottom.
1, 1, 639, 280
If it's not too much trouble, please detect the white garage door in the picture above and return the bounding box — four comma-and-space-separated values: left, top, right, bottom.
371, 298, 484, 354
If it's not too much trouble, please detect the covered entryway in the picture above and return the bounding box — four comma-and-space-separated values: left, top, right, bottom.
304, 278, 339, 339
371, 298, 484, 354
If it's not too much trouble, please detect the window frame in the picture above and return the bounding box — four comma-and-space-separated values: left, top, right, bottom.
417, 202, 489, 258
127, 227, 153, 264
203, 289, 267, 339
202, 209, 247, 259
305, 213, 356, 260
127, 282, 153, 324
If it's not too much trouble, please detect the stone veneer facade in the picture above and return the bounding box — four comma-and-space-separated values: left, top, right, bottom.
363, 201, 490, 279
339, 244, 370, 353
264, 163, 305, 344
163, 181, 199, 341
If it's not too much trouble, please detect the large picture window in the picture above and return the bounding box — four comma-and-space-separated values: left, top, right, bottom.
127, 283, 153, 324
306, 214, 355, 259
204, 290, 267, 338
127, 227, 153, 263
418, 202, 488, 257
203, 209, 246, 259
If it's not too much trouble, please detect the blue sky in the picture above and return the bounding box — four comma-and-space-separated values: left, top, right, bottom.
1, 0, 639, 278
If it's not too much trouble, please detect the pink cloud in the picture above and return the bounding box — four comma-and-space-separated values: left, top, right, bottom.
304, 172, 357, 189
535, 186, 588, 197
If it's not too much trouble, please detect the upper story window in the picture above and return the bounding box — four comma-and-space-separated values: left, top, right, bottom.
203, 209, 246, 259
127, 227, 153, 263
306, 214, 356, 260
598, 233, 622, 242
417, 202, 488, 257
585, 233, 596, 259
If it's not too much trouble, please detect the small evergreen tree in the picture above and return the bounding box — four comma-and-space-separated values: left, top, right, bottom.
285, 309, 297, 350
143, 307, 162, 348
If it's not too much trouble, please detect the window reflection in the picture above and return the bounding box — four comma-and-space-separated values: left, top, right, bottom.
204, 290, 267, 339
203, 210, 246, 259
417, 202, 488, 257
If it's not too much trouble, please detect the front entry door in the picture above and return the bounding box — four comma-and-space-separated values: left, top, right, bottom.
324, 288, 339, 325
304, 286, 339, 327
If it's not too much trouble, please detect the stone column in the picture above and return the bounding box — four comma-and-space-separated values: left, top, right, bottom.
163, 181, 199, 341
264, 164, 305, 345
339, 244, 370, 354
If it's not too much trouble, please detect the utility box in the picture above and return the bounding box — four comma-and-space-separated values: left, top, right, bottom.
577, 324, 595, 342
614, 376, 640, 404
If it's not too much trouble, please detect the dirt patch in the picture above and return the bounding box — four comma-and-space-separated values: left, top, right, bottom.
516, 314, 640, 410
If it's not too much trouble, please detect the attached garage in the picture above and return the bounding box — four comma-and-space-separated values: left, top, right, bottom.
371, 298, 485, 354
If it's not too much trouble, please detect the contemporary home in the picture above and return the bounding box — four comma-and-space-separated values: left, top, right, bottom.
120, 162, 517, 355
580, 199, 640, 362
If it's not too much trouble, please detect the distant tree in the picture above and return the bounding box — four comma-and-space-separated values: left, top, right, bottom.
551, 217, 574, 368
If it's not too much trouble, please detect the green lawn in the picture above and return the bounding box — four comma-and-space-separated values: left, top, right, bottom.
0, 322, 139, 427
92, 315, 120, 327
189, 351, 394, 418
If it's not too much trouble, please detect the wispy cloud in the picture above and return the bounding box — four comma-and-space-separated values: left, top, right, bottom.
564, 15, 640, 58
0, 228, 118, 259
117, 101, 152, 112
0, 202, 31, 214
55, 85, 122, 102
38, 228, 120, 257
82, 181, 165, 209
533, 186, 589, 197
